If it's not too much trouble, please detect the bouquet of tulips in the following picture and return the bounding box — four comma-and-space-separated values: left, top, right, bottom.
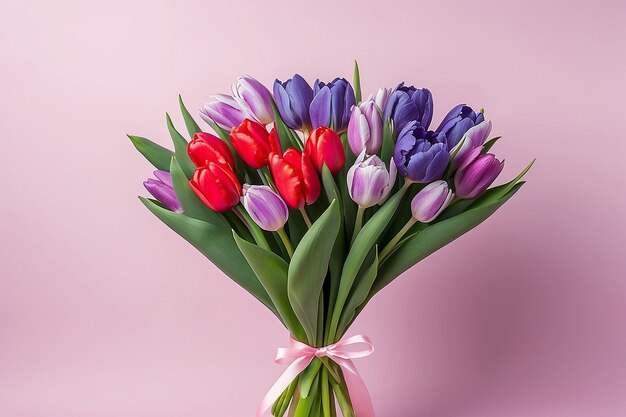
129, 63, 532, 417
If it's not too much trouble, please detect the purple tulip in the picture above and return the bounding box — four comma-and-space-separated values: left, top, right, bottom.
383, 83, 433, 134
453, 120, 493, 171
273, 74, 314, 131
454, 153, 504, 199
393, 121, 449, 183
232, 75, 274, 125
200, 94, 247, 130
241, 184, 289, 231
347, 100, 383, 155
411, 180, 454, 223
347, 152, 396, 208
436, 104, 485, 149
310, 78, 356, 131
144, 170, 182, 213
367, 87, 390, 114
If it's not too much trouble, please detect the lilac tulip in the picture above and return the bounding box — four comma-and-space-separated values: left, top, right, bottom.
310, 78, 356, 131
368, 87, 390, 114
144, 170, 182, 213
232, 75, 274, 125
436, 104, 485, 149
273, 74, 314, 130
393, 121, 449, 183
453, 120, 493, 171
200, 94, 247, 130
455, 153, 504, 199
347, 152, 396, 208
241, 184, 289, 231
383, 83, 433, 134
411, 180, 454, 223
347, 100, 383, 155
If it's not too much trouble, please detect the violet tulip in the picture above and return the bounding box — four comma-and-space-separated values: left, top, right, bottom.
368, 87, 390, 114
411, 180, 454, 223
383, 83, 433, 134
144, 170, 182, 213
273, 74, 314, 131
436, 104, 485, 149
241, 184, 289, 231
455, 153, 504, 199
393, 121, 449, 183
200, 94, 247, 130
347, 152, 396, 208
347, 100, 383, 155
232, 75, 274, 125
452, 120, 493, 171
310, 78, 356, 131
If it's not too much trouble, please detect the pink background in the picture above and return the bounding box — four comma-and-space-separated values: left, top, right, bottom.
1, 0, 625, 416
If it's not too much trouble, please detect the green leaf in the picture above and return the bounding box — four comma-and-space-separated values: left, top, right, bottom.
353, 60, 362, 103
372, 182, 525, 296
139, 197, 278, 317
166, 113, 196, 179
288, 200, 341, 344
380, 118, 395, 168
127, 135, 174, 171
233, 232, 306, 341
178, 95, 202, 137
339, 133, 357, 239
481, 136, 502, 153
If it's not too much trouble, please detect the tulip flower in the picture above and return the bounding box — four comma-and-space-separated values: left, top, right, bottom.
347, 100, 383, 156
454, 153, 504, 199
232, 75, 274, 125
452, 120, 492, 171
393, 121, 449, 183
304, 127, 346, 175
229, 119, 279, 169
347, 152, 396, 208
310, 78, 356, 132
383, 83, 433, 134
411, 180, 454, 223
199, 94, 247, 130
144, 170, 182, 213
188, 132, 235, 169
190, 162, 242, 212
241, 184, 289, 231
273, 74, 314, 131
269, 148, 320, 209
368, 87, 390, 114
436, 104, 485, 149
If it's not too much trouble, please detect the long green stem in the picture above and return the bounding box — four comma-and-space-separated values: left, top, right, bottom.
299, 207, 312, 228
351, 206, 365, 246
277, 228, 294, 258
379, 217, 417, 261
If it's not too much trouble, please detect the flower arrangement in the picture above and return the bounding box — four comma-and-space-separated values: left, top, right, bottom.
129, 62, 532, 417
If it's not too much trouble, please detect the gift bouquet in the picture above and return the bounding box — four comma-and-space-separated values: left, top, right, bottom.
129, 63, 532, 417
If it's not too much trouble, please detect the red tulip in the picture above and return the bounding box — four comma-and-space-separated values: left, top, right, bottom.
229, 119, 275, 169
268, 127, 282, 156
269, 148, 320, 209
190, 162, 242, 212
304, 126, 346, 174
188, 132, 234, 169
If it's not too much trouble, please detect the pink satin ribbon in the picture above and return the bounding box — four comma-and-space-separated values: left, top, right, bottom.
257, 335, 375, 417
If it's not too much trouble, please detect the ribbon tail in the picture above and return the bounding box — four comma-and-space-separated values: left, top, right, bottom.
339, 358, 375, 417
256, 355, 314, 417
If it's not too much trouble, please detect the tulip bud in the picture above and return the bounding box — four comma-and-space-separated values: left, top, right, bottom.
190, 162, 242, 212
229, 119, 274, 169
269, 148, 320, 209
144, 170, 182, 213
304, 127, 346, 174
410, 180, 454, 223
367, 87, 390, 113
232, 75, 274, 125
436, 104, 485, 149
383, 83, 433, 134
347, 100, 383, 156
452, 120, 492, 171
347, 152, 396, 208
188, 132, 234, 169
393, 121, 449, 183
273, 74, 314, 130
454, 153, 504, 199
310, 78, 356, 132
241, 184, 289, 231
199, 94, 247, 130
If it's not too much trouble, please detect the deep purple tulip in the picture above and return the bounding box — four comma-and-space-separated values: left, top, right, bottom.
411, 180, 454, 223
232, 75, 274, 125
200, 94, 247, 130
273, 74, 314, 131
436, 104, 485, 149
241, 184, 289, 231
144, 170, 182, 212
310, 78, 356, 132
347, 152, 396, 208
454, 153, 504, 199
383, 83, 433, 134
393, 121, 449, 183
453, 120, 493, 171
347, 100, 383, 155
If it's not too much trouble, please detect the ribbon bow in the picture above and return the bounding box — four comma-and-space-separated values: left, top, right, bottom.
257, 335, 375, 417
